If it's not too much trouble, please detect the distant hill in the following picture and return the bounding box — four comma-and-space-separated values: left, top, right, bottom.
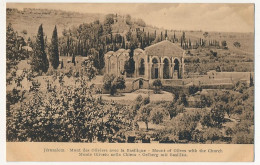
7, 8, 254, 56
7, 8, 104, 40
6, 8, 172, 40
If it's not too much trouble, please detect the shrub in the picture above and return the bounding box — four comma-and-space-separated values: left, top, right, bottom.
202, 128, 222, 143
135, 95, 143, 103
153, 79, 162, 94
103, 74, 126, 96
142, 97, 150, 105
232, 131, 254, 144
150, 108, 168, 124
188, 84, 202, 95
233, 41, 241, 48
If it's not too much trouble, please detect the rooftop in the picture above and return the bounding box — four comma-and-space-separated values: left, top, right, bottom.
145, 40, 184, 58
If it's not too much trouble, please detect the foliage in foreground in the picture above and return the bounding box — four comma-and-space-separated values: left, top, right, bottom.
7, 77, 133, 142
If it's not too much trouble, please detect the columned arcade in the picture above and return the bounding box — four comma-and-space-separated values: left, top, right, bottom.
105, 40, 185, 80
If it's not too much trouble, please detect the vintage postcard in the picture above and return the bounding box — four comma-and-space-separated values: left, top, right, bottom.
5, 3, 254, 162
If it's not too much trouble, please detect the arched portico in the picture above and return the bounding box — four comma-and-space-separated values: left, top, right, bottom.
104, 40, 185, 80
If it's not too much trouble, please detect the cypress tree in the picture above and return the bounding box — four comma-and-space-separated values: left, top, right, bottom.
72, 53, 76, 66
122, 37, 125, 49
61, 60, 64, 69
49, 26, 59, 69
31, 24, 49, 73
45, 36, 48, 48
250, 73, 254, 87
182, 32, 186, 41
147, 32, 150, 45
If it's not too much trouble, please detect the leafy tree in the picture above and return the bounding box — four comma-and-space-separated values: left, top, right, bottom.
103, 75, 125, 95
80, 56, 97, 81
232, 121, 254, 144
203, 32, 208, 38
232, 131, 254, 144
150, 108, 167, 124
115, 76, 126, 92
234, 81, 247, 93
200, 94, 213, 107
49, 26, 59, 69
169, 109, 201, 141
216, 65, 221, 72
6, 23, 18, 71
137, 104, 152, 131
189, 84, 202, 95
210, 103, 225, 128
102, 74, 114, 93
225, 127, 234, 138
202, 128, 222, 143
224, 104, 234, 118
142, 97, 150, 105
135, 95, 143, 103
31, 24, 49, 73
104, 14, 115, 25
6, 23, 26, 72
124, 59, 135, 77
221, 40, 227, 49
152, 79, 162, 94
233, 41, 241, 48
7, 78, 133, 142
179, 93, 188, 106
166, 102, 184, 119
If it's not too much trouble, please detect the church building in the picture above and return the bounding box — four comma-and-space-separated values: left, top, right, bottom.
104, 40, 185, 81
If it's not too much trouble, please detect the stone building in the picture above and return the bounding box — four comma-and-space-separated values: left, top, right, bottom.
104, 40, 185, 81
104, 49, 130, 77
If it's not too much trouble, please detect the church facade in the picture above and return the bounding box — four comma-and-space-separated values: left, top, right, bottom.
104, 40, 185, 81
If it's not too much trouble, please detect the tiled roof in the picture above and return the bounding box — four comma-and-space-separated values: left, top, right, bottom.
145, 40, 184, 57
116, 49, 130, 53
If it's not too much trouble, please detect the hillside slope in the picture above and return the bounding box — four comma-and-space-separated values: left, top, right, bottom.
7, 8, 254, 56
7, 8, 104, 40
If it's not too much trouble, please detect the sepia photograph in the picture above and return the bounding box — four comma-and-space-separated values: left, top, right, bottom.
6, 2, 254, 147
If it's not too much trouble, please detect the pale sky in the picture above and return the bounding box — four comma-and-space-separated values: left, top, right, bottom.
6, 3, 254, 32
